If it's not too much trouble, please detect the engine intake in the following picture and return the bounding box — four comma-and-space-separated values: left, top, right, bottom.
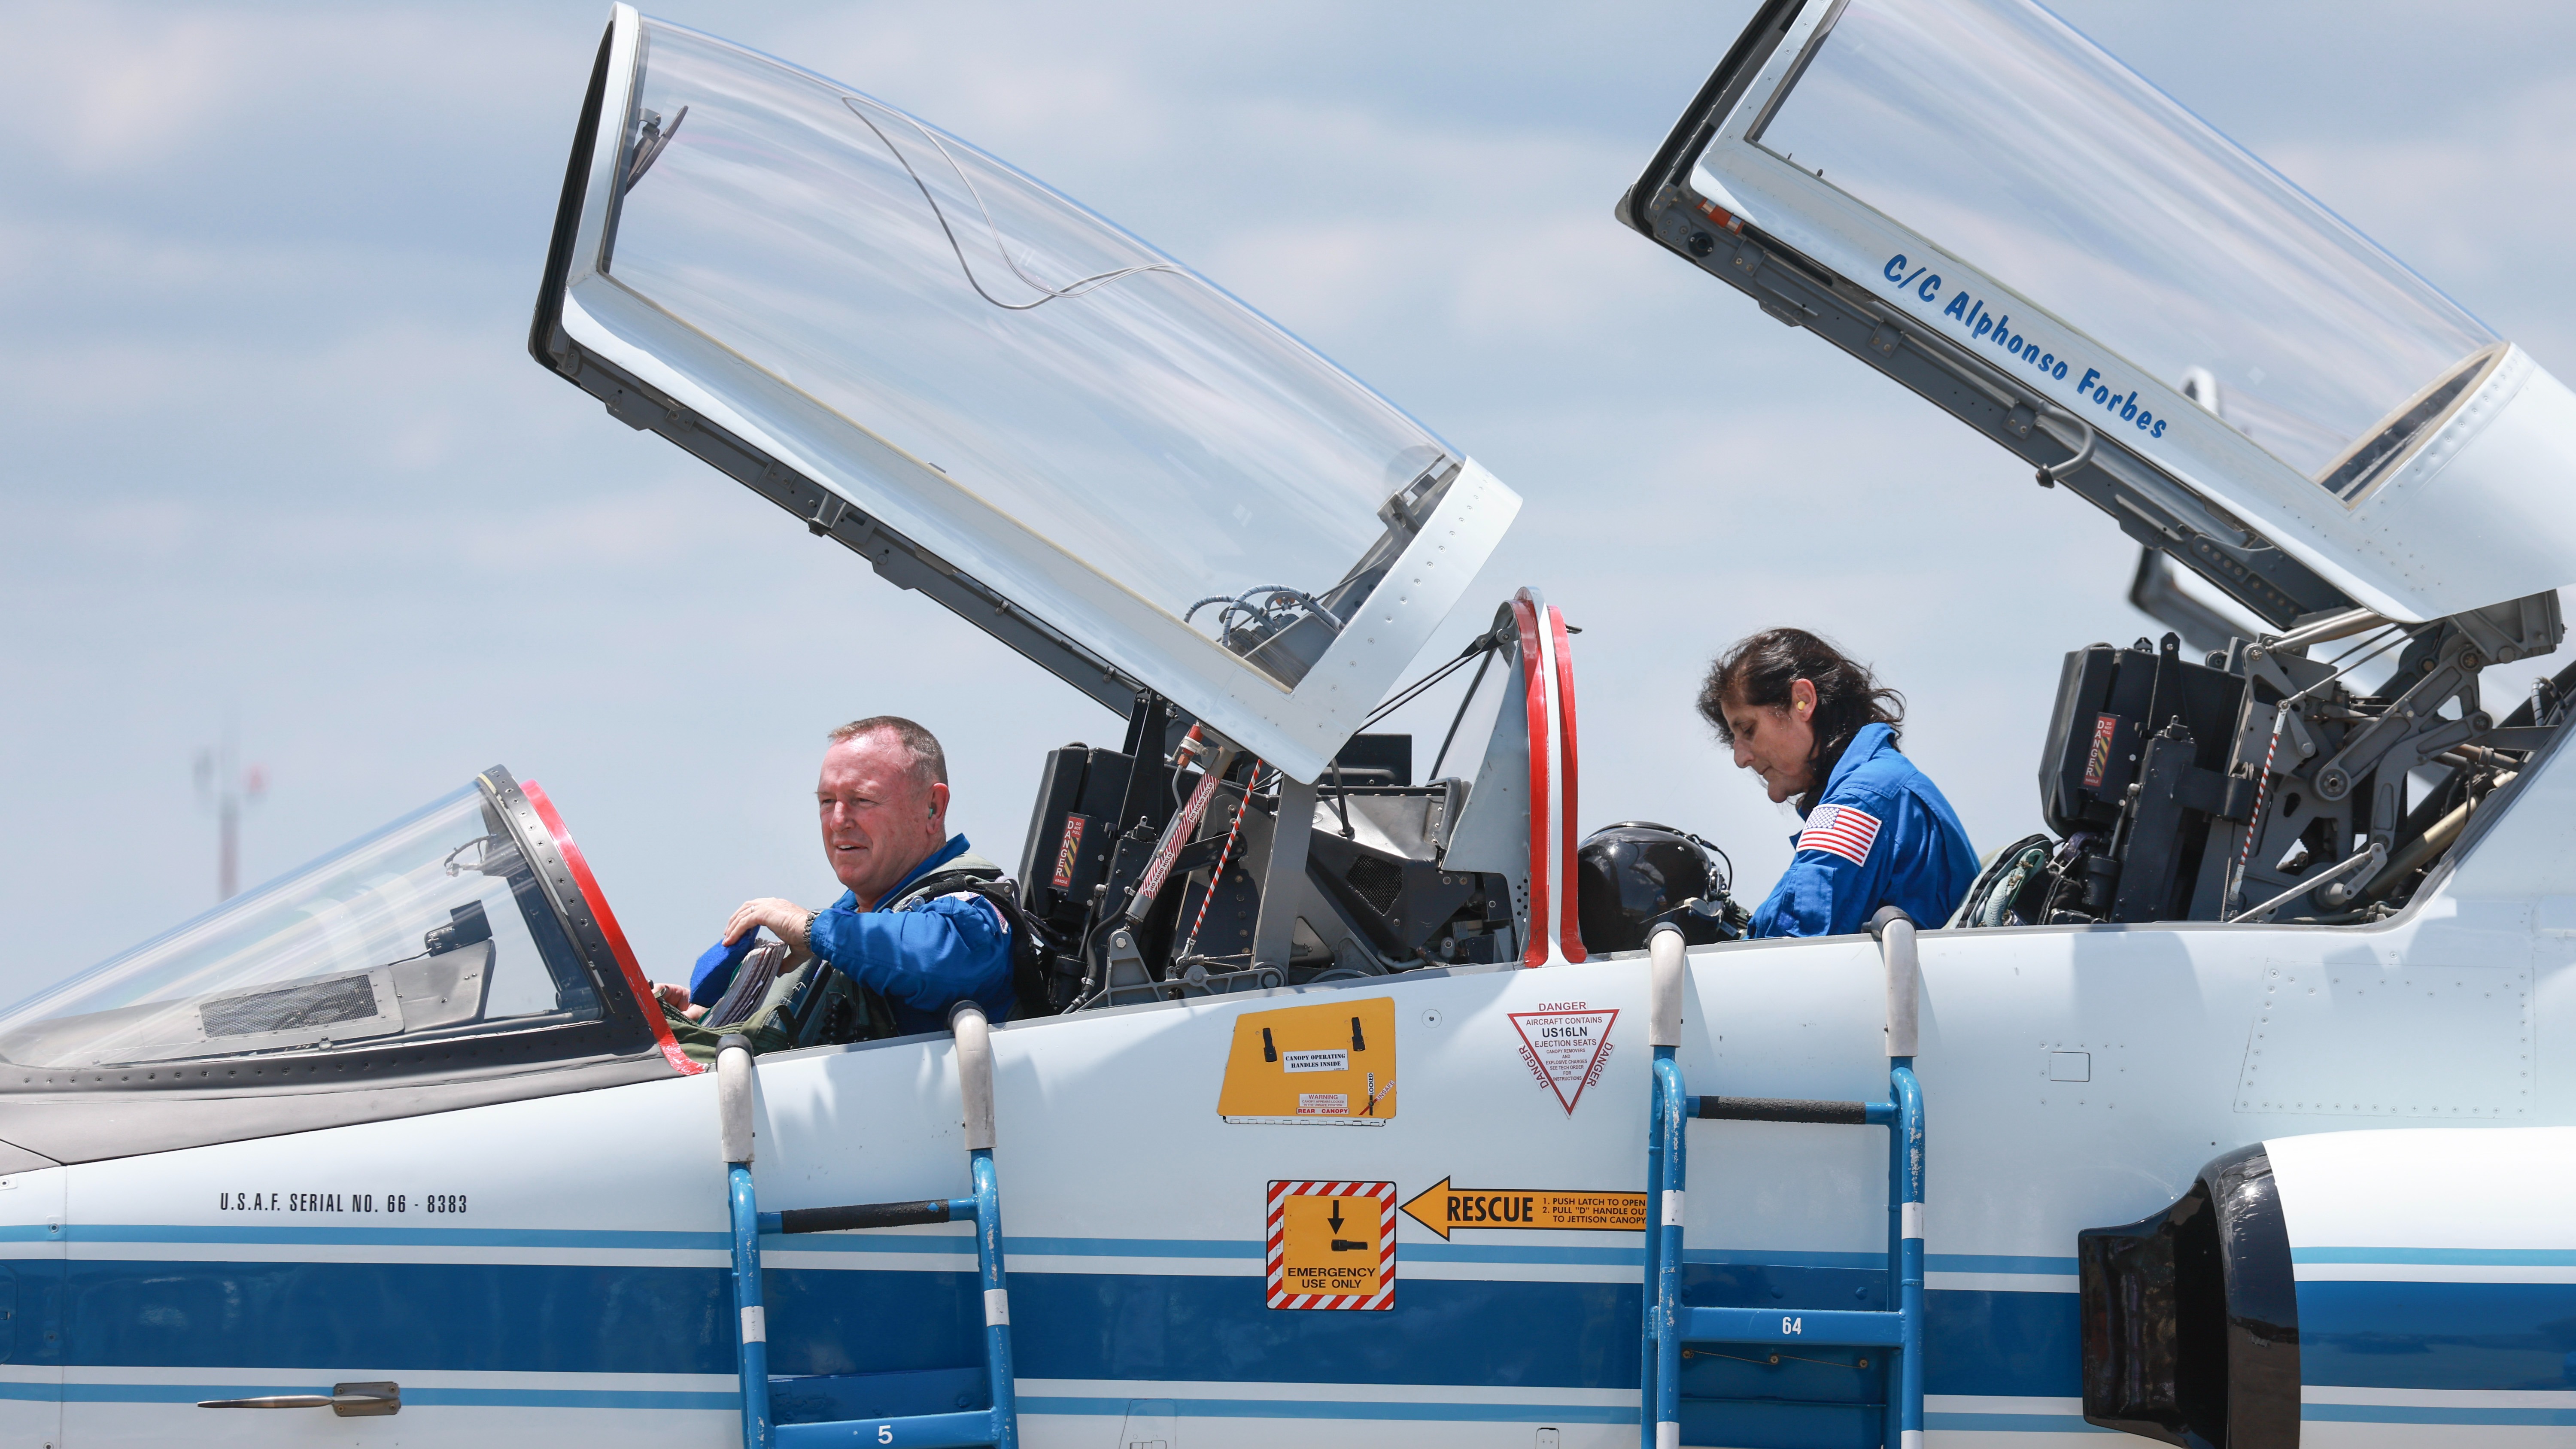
2078, 1145, 2299, 1448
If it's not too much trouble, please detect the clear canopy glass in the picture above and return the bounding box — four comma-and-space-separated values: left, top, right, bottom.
599, 19, 1455, 687
1743, 0, 2497, 497
0, 784, 601, 1070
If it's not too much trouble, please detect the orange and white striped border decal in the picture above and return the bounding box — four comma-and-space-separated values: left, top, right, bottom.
1265, 1179, 1397, 1310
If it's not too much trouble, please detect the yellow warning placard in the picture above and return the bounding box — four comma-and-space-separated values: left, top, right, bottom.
1218, 998, 1396, 1124
1267, 1179, 1394, 1309
1398, 1176, 1647, 1239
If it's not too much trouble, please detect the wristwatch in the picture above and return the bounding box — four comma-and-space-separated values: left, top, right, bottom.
801, 908, 820, 946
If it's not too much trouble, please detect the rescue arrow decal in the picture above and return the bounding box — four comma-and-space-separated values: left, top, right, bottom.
1398, 1177, 1647, 1239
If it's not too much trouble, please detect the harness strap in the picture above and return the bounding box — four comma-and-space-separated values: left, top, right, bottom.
888, 866, 1006, 911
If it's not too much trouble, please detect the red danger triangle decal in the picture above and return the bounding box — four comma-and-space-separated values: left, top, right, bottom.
1508, 1005, 1618, 1114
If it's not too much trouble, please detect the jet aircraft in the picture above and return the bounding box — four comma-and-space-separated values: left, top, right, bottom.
1, 3, 2572, 1447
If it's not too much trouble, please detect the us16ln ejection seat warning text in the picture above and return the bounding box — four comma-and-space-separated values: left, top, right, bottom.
1510, 1002, 1617, 1114
1266, 1180, 1395, 1309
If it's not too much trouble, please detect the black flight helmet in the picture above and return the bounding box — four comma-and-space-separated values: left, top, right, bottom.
1575, 821, 1735, 953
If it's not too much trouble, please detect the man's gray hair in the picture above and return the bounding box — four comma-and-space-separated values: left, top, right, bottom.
826, 716, 949, 787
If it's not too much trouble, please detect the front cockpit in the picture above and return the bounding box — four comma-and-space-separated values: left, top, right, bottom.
0, 769, 683, 1162
0, 783, 595, 1072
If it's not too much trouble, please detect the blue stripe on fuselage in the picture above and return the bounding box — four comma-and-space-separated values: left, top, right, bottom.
2304, 1404, 2576, 1426
64, 1259, 743, 1374
2300, 1278, 2576, 1391
64, 1256, 2576, 1409
47, 1255, 2081, 1397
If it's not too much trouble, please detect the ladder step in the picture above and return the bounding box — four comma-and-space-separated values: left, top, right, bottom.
1680, 1306, 1906, 1348
772, 1198, 962, 1234
774, 1407, 1004, 1448
1689, 1094, 1891, 1125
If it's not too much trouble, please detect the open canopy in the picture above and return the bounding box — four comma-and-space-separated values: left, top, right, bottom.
1628, 0, 2576, 623
531, 8, 1517, 781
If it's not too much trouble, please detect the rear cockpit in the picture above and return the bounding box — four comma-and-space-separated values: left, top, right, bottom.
1621, 0, 2576, 929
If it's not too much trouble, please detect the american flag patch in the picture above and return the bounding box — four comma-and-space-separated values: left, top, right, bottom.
1798, 803, 1881, 866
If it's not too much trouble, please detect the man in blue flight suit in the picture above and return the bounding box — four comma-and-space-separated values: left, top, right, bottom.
658, 716, 1016, 1038
1699, 629, 1977, 937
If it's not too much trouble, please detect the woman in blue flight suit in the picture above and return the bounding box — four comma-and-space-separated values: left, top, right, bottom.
1700, 628, 1977, 937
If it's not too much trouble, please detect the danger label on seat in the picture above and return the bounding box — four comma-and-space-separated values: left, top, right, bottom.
1266, 1179, 1394, 1310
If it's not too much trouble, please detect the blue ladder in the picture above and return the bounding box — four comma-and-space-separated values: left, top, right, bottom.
1640, 909, 1925, 1449
717, 1002, 1020, 1449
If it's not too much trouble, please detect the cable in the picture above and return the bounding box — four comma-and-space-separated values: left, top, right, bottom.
1681, 831, 1735, 899
1184, 586, 1338, 650
1360, 632, 1497, 734
2273, 621, 2433, 710
841, 95, 1179, 312
2317, 624, 2400, 669
1065, 912, 1121, 1013
1429, 632, 1505, 780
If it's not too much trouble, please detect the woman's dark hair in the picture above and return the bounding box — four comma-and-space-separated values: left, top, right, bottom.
1697, 628, 1905, 814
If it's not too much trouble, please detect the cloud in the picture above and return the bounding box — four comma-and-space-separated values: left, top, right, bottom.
2258, 77, 2576, 346
28, 14, 252, 172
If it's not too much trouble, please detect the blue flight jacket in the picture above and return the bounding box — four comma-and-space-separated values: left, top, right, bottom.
803, 835, 1017, 1034
1750, 724, 1977, 939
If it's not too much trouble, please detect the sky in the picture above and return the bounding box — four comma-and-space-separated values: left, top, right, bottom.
5, 0, 2574, 1005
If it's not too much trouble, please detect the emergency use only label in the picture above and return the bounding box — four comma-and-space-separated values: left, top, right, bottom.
1265, 1179, 1395, 1310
